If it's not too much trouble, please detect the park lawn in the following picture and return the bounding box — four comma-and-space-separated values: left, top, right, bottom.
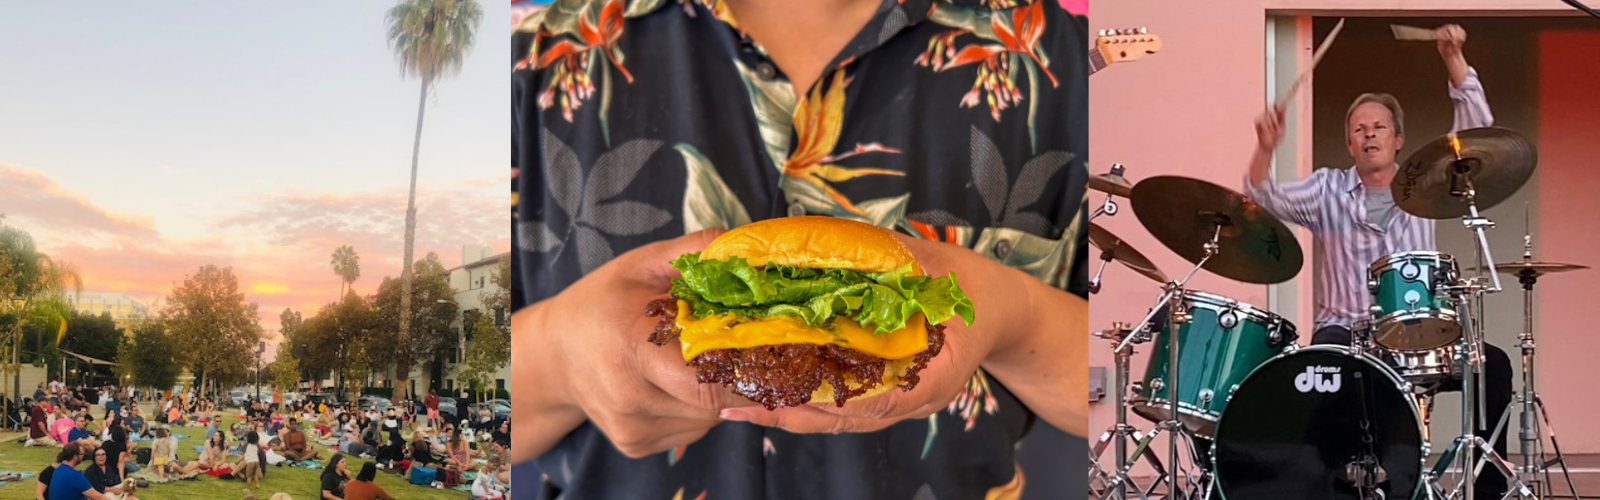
0, 418, 468, 500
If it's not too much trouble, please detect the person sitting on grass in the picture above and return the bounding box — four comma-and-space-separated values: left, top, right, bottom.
36, 452, 61, 500
67, 416, 99, 449
443, 427, 479, 473
470, 455, 508, 500
343, 463, 394, 500
320, 454, 349, 500
122, 407, 145, 440
49, 444, 111, 500
166, 403, 185, 427
314, 408, 335, 439
83, 445, 124, 498
406, 430, 441, 483
280, 419, 319, 462
27, 399, 59, 447
150, 427, 184, 482
194, 430, 231, 471
376, 429, 406, 467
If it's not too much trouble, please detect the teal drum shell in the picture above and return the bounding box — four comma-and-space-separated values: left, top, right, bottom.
1131, 290, 1296, 438
1368, 251, 1461, 351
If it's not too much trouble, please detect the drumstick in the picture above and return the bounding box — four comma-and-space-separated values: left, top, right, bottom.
1391, 24, 1439, 41
1274, 18, 1346, 109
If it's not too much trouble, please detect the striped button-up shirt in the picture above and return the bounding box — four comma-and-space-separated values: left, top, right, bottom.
1245, 67, 1494, 330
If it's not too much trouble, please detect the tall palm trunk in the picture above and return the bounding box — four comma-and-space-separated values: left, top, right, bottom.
398, 78, 431, 403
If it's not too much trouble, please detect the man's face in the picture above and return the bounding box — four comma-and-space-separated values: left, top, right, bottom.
1346, 101, 1405, 170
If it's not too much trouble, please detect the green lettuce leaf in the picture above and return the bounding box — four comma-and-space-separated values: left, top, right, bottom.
668, 253, 976, 335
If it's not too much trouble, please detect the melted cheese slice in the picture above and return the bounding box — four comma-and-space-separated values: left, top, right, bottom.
673, 300, 929, 361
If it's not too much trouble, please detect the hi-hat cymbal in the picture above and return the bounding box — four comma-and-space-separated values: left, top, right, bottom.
1394, 127, 1536, 219
1088, 222, 1168, 284
1130, 176, 1303, 284
1089, 173, 1134, 197
1468, 260, 1589, 277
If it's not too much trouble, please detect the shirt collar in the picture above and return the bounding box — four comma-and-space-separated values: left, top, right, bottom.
1344, 163, 1400, 195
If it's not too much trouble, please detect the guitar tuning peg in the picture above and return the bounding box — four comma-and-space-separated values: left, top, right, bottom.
1098, 29, 1107, 36
1139, 27, 1148, 34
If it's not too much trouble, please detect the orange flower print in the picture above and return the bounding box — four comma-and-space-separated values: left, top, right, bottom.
920, 1, 1056, 122
781, 69, 905, 217
670, 488, 708, 500
517, 0, 633, 132
947, 369, 1000, 431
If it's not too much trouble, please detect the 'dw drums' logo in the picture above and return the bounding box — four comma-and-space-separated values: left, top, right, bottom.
1294, 366, 1342, 393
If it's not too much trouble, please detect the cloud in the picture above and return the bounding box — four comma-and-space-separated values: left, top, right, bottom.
3, 166, 509, 338
0, 163, 160, 242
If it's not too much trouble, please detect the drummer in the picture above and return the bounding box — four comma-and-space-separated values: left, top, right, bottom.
1243, 24, 1512, 499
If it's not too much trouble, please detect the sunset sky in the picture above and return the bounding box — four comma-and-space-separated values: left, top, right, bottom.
0, 1, 511, 355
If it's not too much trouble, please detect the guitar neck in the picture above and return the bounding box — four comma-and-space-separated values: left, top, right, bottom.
1088, 48, 1108, 76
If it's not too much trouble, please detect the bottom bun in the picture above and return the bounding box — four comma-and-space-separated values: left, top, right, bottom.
807, 356, 918, 404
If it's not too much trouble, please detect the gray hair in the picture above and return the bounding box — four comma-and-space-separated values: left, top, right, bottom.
1345, 93, 1406, 138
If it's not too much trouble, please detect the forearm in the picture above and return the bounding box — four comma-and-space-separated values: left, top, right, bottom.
1443, 50, 1468, 89
509, 304, 586, 462
1248, 145, 1273, 188
980, 272, 1089, 437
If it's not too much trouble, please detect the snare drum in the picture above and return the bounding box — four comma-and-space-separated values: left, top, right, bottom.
1368, 251, 1462, 351
1354, 321, 1460, 387
1131, 290, 1297, 438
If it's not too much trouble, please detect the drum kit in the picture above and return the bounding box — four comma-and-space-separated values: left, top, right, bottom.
1086, 128, 1590, 500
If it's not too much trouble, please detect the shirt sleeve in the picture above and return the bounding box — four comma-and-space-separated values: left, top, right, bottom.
1243, 167, 1330, 231
1449, 66, 1494, 132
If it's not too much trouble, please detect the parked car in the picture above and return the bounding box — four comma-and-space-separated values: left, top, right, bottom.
436, 397, 460, 423
306, 393, 341, 409
466, 402, 510, 426
228, 391, 248, 408
357, 396, 391, 412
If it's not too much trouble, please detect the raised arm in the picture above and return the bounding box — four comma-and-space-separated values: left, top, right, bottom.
1437, 24, 1493, 131
1245, 105, 1327, 230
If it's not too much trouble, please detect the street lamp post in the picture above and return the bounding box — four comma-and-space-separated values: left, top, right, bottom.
254, 342, 265, 401
9, 297, 24, 429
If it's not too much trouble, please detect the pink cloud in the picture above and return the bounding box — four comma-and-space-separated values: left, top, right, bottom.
0, 163, 159, 241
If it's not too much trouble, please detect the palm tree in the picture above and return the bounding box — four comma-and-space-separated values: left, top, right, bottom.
0, 226, 80, 415
330, 245, 362, 297
385, 0, 481, 400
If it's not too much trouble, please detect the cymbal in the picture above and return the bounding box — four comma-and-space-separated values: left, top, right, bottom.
1130, 176, 1303, 284
1394, 127, 1536, 219
1089, 173, 1134, 197
1468, 260, 1589, 277
1088, 223, 1168, 284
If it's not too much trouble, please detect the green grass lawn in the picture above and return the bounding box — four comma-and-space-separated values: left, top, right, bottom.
0, 406, 472, 500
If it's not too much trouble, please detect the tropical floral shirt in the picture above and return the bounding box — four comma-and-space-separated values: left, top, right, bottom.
512, 0, 1087, 498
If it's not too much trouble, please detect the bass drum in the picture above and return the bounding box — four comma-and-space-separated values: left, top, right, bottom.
1213, 346, 1425, 500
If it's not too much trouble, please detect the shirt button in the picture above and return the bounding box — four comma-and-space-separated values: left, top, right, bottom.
756, 62, 778, 81
787, 203, 806, 217
994, 239, 1013, 259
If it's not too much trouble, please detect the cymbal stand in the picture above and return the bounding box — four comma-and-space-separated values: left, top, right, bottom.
1480, 228, 1580, 499
1091, 163, 1127, 222
1431, 161, 1535, 500
1115, 224, 1222, 500
1090, 324, 1166, 500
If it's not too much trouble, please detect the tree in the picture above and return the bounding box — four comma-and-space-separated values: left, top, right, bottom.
163, 265, 263, 399
459, 310, 507, 402
123, 319, 179, 393
372, 253, 457, 400
269, 346, 300, 393
60, 311, 124, 383
303, 291, 377, 399
485, 254, 511, 333
330, 245, 361, 297
385, 0, 482, 408
0, 224, 79, 410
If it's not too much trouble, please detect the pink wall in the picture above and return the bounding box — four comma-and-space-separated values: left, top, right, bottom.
1088, 0, 1276, 471
1532, 29, 1600, 452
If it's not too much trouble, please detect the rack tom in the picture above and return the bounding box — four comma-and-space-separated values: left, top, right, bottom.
1368, 251, 1461, 351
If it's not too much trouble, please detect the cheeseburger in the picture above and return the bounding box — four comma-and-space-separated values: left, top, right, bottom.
646, 216, 975, 409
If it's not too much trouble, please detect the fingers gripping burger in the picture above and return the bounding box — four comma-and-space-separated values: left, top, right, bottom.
646, 216, 975, 409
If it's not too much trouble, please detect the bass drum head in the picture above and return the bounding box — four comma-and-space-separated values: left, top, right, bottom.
1214, 346, 1423, 500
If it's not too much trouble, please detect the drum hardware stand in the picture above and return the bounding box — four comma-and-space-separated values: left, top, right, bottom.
1091, 323, 1167, 500
1480, 228, 1581, 499
1424, 162, 1537, 500
1092, 163, 1128, 222
1115, 223, 1223, 500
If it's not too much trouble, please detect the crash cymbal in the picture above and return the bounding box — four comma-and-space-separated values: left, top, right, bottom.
1394, 127, 1536, 219
1088, 222, 1168, 284
1089, 173, 1134, 197
1468, 260, 1589, 277
1130, 176, 1303, 284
